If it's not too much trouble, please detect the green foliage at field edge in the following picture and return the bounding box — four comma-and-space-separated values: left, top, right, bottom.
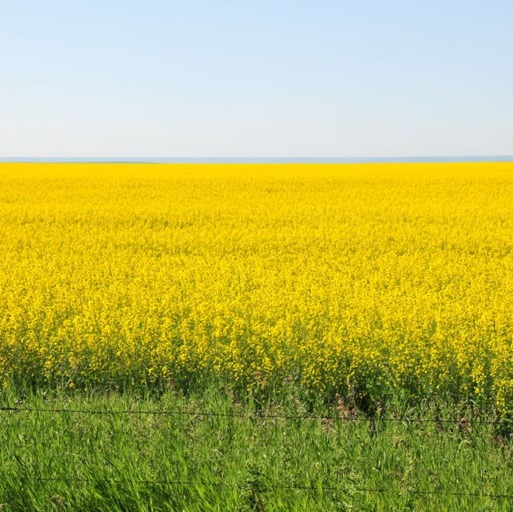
0, 386, 513, 511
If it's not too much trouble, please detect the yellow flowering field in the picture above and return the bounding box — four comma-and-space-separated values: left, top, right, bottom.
1, 163, 512, 410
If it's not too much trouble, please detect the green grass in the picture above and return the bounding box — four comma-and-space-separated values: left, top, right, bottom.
1, 387, 513, 511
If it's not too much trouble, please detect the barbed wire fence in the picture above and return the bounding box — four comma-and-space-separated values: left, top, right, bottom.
0, 405, 509, 424
2, 405, 513, 504
13, 477, 513, 501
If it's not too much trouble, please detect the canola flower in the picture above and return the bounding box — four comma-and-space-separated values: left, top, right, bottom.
0, 163, 512, 411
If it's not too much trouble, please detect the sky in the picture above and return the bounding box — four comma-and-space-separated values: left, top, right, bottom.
0, 1, 512, 159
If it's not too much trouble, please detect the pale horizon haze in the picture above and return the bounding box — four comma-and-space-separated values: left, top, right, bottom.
1, 1, 512, 159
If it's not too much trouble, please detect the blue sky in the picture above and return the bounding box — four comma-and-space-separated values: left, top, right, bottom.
1, 1, 512, 158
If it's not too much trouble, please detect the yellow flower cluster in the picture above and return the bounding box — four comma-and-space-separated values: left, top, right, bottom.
1, 163, 512, 410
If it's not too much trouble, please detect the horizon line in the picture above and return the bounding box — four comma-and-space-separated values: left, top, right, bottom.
1, 156, 513, 164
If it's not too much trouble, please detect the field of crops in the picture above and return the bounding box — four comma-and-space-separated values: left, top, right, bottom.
1, 163, 512, 412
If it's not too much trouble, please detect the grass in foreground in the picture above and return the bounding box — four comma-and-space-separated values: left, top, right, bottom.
1, 387, 513, 511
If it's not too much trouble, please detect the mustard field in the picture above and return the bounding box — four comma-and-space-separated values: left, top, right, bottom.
1, 163, 512, 411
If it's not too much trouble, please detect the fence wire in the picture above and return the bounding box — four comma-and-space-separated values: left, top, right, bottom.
18, 477, 513, 500
0, 405, 505, 425
2, 404, 512, 502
